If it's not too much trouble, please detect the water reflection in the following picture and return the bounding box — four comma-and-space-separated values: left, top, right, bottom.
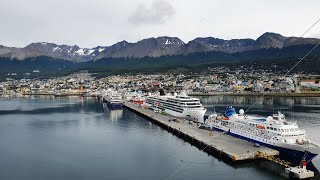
0, 97, 319, 180
103, 104, 123, 121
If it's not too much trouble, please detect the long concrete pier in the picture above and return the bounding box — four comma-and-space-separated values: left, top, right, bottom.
124, 102, 279, 161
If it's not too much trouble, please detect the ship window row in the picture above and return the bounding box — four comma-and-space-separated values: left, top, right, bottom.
163, 103, 183, 109
166, 99, 189, 104
164, 103, 184, 109
266, 127, 299, 132
282, 134, 304, 137
163, 104, 183, 111
166, 100, 185, 105
166, 101, 201, 107
148, 98, 165, 102
168, 98, 199, 102
165, 100, 202, 108
176, 96, 191, 99
146, 99, 159, 102
164, 106, 183, 113
179, 99, 200, 102
164, 101, 185, 107
146, 100, 163, 104
185, 105, 202, 108
146, 99, 159, 101
185, 103, 201, 105
148, 97, 165, 101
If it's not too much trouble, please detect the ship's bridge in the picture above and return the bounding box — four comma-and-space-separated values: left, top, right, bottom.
265, 122, 306, 139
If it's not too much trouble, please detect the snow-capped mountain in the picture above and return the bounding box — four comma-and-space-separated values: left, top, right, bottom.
0, 33, 319, 62
0, 42, 107, 62
104, 36, 185, 58
192, 37, 255, 53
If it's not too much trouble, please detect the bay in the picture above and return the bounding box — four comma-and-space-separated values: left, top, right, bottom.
0, 96, 319, 179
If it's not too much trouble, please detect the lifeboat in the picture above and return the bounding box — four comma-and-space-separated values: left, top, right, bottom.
256, 125, 265, 129
221, 115, 229, 120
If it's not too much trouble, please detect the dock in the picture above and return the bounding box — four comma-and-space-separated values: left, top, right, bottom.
124, 102, 279, 161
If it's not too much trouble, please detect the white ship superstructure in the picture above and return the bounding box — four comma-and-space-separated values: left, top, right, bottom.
102, 90, 124, 110
201, 106, 320, 162
145, 92, 206, 123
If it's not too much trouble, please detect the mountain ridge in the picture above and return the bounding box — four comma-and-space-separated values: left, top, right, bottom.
0, 32, 320, 62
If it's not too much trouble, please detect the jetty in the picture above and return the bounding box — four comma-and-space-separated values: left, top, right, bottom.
124, 102, 279, 161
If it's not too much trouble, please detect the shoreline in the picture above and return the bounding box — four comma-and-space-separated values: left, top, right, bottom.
1, 92, 320, 98
0, 93, 96, 98
189, 92, 320, 97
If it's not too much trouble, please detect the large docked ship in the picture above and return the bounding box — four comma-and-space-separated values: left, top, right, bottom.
145, 92, 206, 123
102, 91, 123, 110
200, 106, 320, 162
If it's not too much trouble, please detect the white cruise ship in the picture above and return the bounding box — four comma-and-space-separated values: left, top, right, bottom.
200, 106, 320, 162
145, 92, 206, 123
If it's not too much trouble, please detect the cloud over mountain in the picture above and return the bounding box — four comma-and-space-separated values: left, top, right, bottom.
128, 0, 176, 26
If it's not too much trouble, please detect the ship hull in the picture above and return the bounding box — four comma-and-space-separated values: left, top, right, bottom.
229, 131, 318, 164
103, 99, 123, 110
107, 103, 123, 110
200, 125, 318, 163
165, 108, 206, 123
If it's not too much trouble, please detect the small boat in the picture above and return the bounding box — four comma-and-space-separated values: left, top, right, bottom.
54, 93, 67, 97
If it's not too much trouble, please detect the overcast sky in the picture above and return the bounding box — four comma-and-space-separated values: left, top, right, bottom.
0, 0, 319, 48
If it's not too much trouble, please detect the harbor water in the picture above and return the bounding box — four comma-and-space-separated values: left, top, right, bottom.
0, 96, 319, 179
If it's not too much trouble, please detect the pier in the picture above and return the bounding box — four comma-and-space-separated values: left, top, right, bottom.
124, 102, 279, 161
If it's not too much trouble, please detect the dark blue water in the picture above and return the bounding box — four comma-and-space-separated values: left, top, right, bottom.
0, 96, 319, 180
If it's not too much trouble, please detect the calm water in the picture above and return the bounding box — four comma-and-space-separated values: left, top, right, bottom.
0, 96, 319, 180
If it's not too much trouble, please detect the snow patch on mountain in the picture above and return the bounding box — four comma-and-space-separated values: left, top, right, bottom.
53, 47, 61, 52
98, 48, 105, 52
87, 49, 95, 55
76, 49, 85, 56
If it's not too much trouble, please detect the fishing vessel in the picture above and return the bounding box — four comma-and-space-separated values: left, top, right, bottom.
145, 92, 206, 123
102, 91, 123, 110
200, 106, 320, 162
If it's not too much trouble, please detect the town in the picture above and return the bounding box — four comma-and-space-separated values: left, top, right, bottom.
1, 68, 320, 97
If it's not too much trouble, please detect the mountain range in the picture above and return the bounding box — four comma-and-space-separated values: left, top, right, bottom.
1, 32, 320, 63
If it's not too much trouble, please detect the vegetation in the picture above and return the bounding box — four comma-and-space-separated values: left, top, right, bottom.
1, 44, 320, 80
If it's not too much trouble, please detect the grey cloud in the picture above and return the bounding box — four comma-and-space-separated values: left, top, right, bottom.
128, 0, 175, 25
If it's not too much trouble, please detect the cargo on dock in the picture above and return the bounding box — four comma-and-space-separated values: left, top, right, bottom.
123, 102, 279, 161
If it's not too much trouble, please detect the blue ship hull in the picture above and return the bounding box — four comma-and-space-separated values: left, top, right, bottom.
200, 125, 317, 164
103, 98, 123, 110
107, 103, 123, 110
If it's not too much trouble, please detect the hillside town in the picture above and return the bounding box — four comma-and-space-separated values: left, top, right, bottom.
1, 69, 320, 98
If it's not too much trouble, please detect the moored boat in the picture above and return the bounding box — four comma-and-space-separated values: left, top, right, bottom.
145, 92, 206, 123
102, 91, 123, 110
200, 106, 320, 163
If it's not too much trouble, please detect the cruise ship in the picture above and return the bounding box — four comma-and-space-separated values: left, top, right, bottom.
145, 92, 206, 123
102, 91, 123, 110
200, 106, 320, 162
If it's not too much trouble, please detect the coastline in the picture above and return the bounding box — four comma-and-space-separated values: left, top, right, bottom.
0, 93, 91, 98
189, 92, 320, 97
1, 92, 320, 98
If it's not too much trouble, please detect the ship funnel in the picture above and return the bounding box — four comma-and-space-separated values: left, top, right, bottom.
225, 106, 236, 117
